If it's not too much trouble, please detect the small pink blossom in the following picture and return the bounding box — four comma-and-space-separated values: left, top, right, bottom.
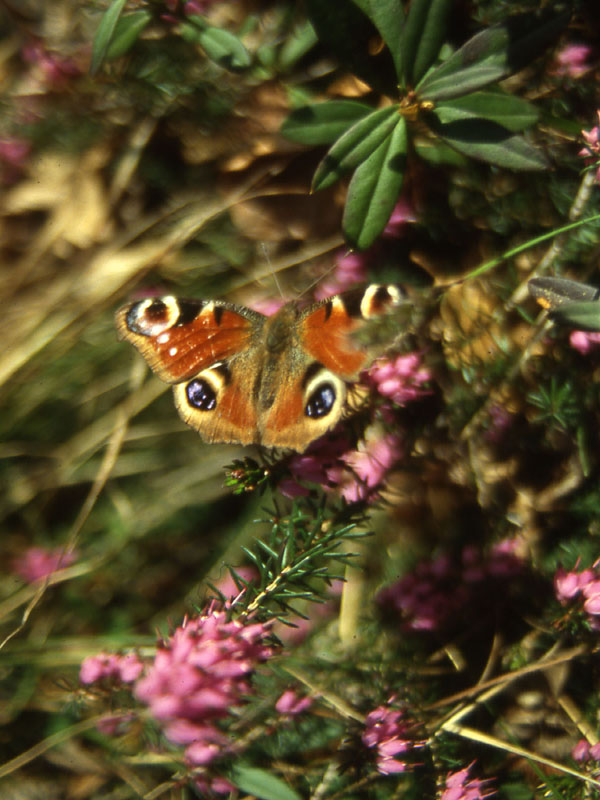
315, 251, 369, 300
276, 689, 313, 715
134, 608, 273, 765
96, 713, 135, 736
328, 433, 404, 503
369, 353, 432, 406
579, 111, 600, 184
80, 652, 144, 685
193, 774, 235, 796
362, 703, 421, 775
572, 739, 591, 762
570, 331, 600, 354
383, 197, 418, 238
441, 763, 495, 800
553, 44, 593, 78
11, 546, 76, 583
22, 40, 81, 87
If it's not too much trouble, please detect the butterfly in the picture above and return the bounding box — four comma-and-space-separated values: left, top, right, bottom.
115, 284, 402, 452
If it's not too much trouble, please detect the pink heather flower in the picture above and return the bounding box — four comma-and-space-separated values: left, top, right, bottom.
383, 197, 418, 238
579, 112, 600, 184
194, 775, 236, 796
0, 137, 30, 168
280, 430, 353, 499
22, 40, 80, 87
80, 652, 144, 685
328, 433, 404, 503
96, 713, 135, 736
572, 739, 591, 762
362, 703, 420, 775
570, 331, 600, 354
441, 763, 495, 800
11, 546, 76, 583
315, 251, 369, 300
377, 546, 523, 633
553, 44, 593, 77
369, 353, 432, 406
134, 609, 273, 765
275, 689, 313, 716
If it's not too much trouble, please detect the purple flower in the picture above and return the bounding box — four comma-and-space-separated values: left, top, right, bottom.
315, 251, 370, 300
553, 44, 593, 77
328, 432, 404, 503
369, 353, 432, 406
382, 197, 418, 238
362, 703, 421, 775
275, 689, 313, 715
441, 763, 494, 800
11, 546, 76, 583
579, 111, 600, 184
134, 609, 273, 765
569, 331, 600, 354
80, 652, 144, 685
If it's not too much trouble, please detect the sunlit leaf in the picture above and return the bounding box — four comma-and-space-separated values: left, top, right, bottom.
279, 20, 318, 70
281, 101, 373, 146
184, 18, 251, 70
105, 11, 152, 62
343, 117, 407, 249
90, 0, 128, 75
230, 765, 303, 800
312, 106, 399, 192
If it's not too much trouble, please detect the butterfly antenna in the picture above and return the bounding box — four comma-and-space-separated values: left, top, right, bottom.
260, 243, 285, 300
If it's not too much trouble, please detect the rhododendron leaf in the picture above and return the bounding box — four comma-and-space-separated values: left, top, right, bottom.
90, 0, 128, 75
546, 302, 600, 332
434, 91, 539, 132
184, 18, 251, 71
417, 8, 569, 101
278, 20, 318, 70
430, 117, 547, 170
343, 117, 407, 250
230, 766, 303, 800
104, 11, 152, 62
312, 106, 399, 192
401, 0, 452, 85
528, 277, 600, 308
281, 101, 373, 146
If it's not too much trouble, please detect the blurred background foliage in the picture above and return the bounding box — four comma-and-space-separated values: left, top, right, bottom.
2, 0, 600, 797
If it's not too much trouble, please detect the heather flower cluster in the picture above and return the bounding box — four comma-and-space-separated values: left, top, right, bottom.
377, 542, 524, 632
554, 560, 600, 629
362, 702, 422, 775
80, 652, 144, 685
280, 429, 404, 503
569, 330, 600, 354
440, 763, 495, 800
572, 738, 600, 763
133, 609, 273, 766
369, 353, 432, 406
11, 546, 76, 583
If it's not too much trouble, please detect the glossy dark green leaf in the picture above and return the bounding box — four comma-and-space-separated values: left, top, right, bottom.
402, 0, 452, 85
360, 0, 405, 81
104, 11, 152, 61
183, 18, 251, 70
431, 117, 547, 170
417, 8, 569, 101
434, 91, 539, 132
343, 117, 407, 250
528, 277, 600, 309
281, 101, 373, 146
312, 105, 399, 192
548, 302, 600, 332
230, 766, 303, 800
90, 0, 128, 75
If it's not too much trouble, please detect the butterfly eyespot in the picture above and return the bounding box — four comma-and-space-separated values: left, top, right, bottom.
186, 379, 217, 411
305, 383, 336, 419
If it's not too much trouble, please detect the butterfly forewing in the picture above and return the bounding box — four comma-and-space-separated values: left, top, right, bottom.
116, 297, 262, 383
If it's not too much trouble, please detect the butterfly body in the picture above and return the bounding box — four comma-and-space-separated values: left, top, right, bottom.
116, 285, 402, 452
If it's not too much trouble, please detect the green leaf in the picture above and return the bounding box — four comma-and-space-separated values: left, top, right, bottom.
278, 20, 318, 71
402, 0, 452, 85
434, 91, 539, 132
312, 105, 399, 192
528, 277, 600, 309
230, 766, 303, 800
430, 117, 547, 170
183, 18, 251, 70
417, 8, 569, 101
549, 302, 600, 332
281, 101, 373, 146
104, 11, 152, 62
343, 117, 407, 250
90, 0, 128, 75
361, 0, 405, 82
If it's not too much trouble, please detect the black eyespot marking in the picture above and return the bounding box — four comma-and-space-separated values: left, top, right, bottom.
126, 299, 168, 335
305, 383, 336, 418
186, 379, 217, 411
